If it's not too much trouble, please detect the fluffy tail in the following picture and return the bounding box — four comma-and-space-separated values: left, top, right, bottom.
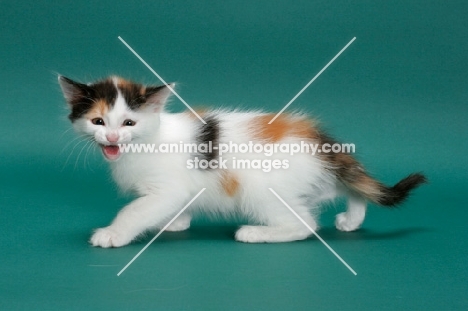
377, 173, 427, 206
349, 172, 426, 206
332, 155, 427, 207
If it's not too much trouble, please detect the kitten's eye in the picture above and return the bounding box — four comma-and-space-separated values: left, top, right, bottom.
123, 119, 136, 126
91, 118, 105, 126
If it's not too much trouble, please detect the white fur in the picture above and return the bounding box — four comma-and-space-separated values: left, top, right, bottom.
71, 88, 367, 247
335, 193, 367, 232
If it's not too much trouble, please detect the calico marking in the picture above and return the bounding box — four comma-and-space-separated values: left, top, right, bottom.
85, 99, 109, 119
250, 114, 318, 142
116, 77, 169, 111
116, 78, 146, 110
220, 171, 240, 197
196, 114, 220, 164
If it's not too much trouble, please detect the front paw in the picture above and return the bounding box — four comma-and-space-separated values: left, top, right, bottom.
165, 214, 191, 232
90, 227, 131, 248
235, 225, 268, 243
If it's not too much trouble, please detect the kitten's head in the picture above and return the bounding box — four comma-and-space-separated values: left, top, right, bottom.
59, 75, 173, 161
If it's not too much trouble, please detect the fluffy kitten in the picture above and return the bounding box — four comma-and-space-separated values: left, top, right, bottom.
59, 75, 426, 248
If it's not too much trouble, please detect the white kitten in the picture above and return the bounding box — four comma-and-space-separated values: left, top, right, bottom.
59, 75, 426, 248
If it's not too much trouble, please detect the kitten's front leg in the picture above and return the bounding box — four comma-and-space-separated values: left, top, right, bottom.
90, 194, 186, 248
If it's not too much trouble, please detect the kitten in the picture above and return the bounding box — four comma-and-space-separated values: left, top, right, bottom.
59, 75, 426, 248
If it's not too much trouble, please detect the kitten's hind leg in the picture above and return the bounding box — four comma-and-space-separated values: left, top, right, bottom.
165, 213, 191, 232
335, 193, 366, 232
235, 204, 317, 243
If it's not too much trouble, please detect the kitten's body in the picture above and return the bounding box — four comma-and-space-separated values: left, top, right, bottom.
59, 76, 426, 247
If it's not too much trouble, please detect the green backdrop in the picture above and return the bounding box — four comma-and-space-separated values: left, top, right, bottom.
1, 1, 467, 310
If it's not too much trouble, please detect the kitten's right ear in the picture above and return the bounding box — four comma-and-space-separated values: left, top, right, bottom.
58, 75, 89, 104
144, 83, 175, 112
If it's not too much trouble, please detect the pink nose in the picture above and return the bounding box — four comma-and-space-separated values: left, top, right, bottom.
106, 133, 119, 143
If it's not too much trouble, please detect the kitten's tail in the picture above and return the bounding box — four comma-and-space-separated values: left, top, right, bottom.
334, 156, 427, 207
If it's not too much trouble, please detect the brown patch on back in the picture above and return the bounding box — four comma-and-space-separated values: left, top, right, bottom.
84, 99, 109, 119
220, 171, 240, 197
250, 114, 318, 142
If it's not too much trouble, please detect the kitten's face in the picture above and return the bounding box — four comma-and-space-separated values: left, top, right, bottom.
59, 76, 173, 161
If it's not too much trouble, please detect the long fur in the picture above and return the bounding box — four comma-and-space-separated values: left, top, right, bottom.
59, 75, 427, 247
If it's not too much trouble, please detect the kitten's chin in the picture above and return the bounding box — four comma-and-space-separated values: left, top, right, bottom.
101, 145, 121, 161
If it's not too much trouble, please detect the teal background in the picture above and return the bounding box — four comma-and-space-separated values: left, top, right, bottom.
1, 1, 467, 310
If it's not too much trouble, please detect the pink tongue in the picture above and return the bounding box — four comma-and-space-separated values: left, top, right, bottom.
104, 145, 119, 156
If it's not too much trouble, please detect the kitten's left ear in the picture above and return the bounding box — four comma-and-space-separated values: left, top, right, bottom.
145, 83, 175, 112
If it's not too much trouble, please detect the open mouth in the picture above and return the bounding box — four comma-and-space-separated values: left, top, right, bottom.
100, 144, 121, 161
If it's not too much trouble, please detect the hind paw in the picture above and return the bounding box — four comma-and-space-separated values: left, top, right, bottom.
335, 213, 362, 232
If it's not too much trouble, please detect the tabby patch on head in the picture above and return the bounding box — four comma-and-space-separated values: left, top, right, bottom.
116, 77, 170, 111
59, 76, 117, 122
58, 76, 173, 122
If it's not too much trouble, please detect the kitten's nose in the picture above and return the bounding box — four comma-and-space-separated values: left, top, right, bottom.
106, 133, 119, 143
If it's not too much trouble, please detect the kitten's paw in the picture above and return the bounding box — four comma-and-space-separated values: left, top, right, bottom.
235, 225, 268, 243
235, 225, 312, 243
165, 214, 191, 232
90, 227, 131, 248
335, 213, 362, 232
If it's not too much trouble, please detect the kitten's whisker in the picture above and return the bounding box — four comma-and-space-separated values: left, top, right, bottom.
62, 139, 88, 171
83, 142, 92, 170
74, 140, 93, 171
59, 134, 90, 156
84, 140, 97, 172
59, 127, 74, 139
